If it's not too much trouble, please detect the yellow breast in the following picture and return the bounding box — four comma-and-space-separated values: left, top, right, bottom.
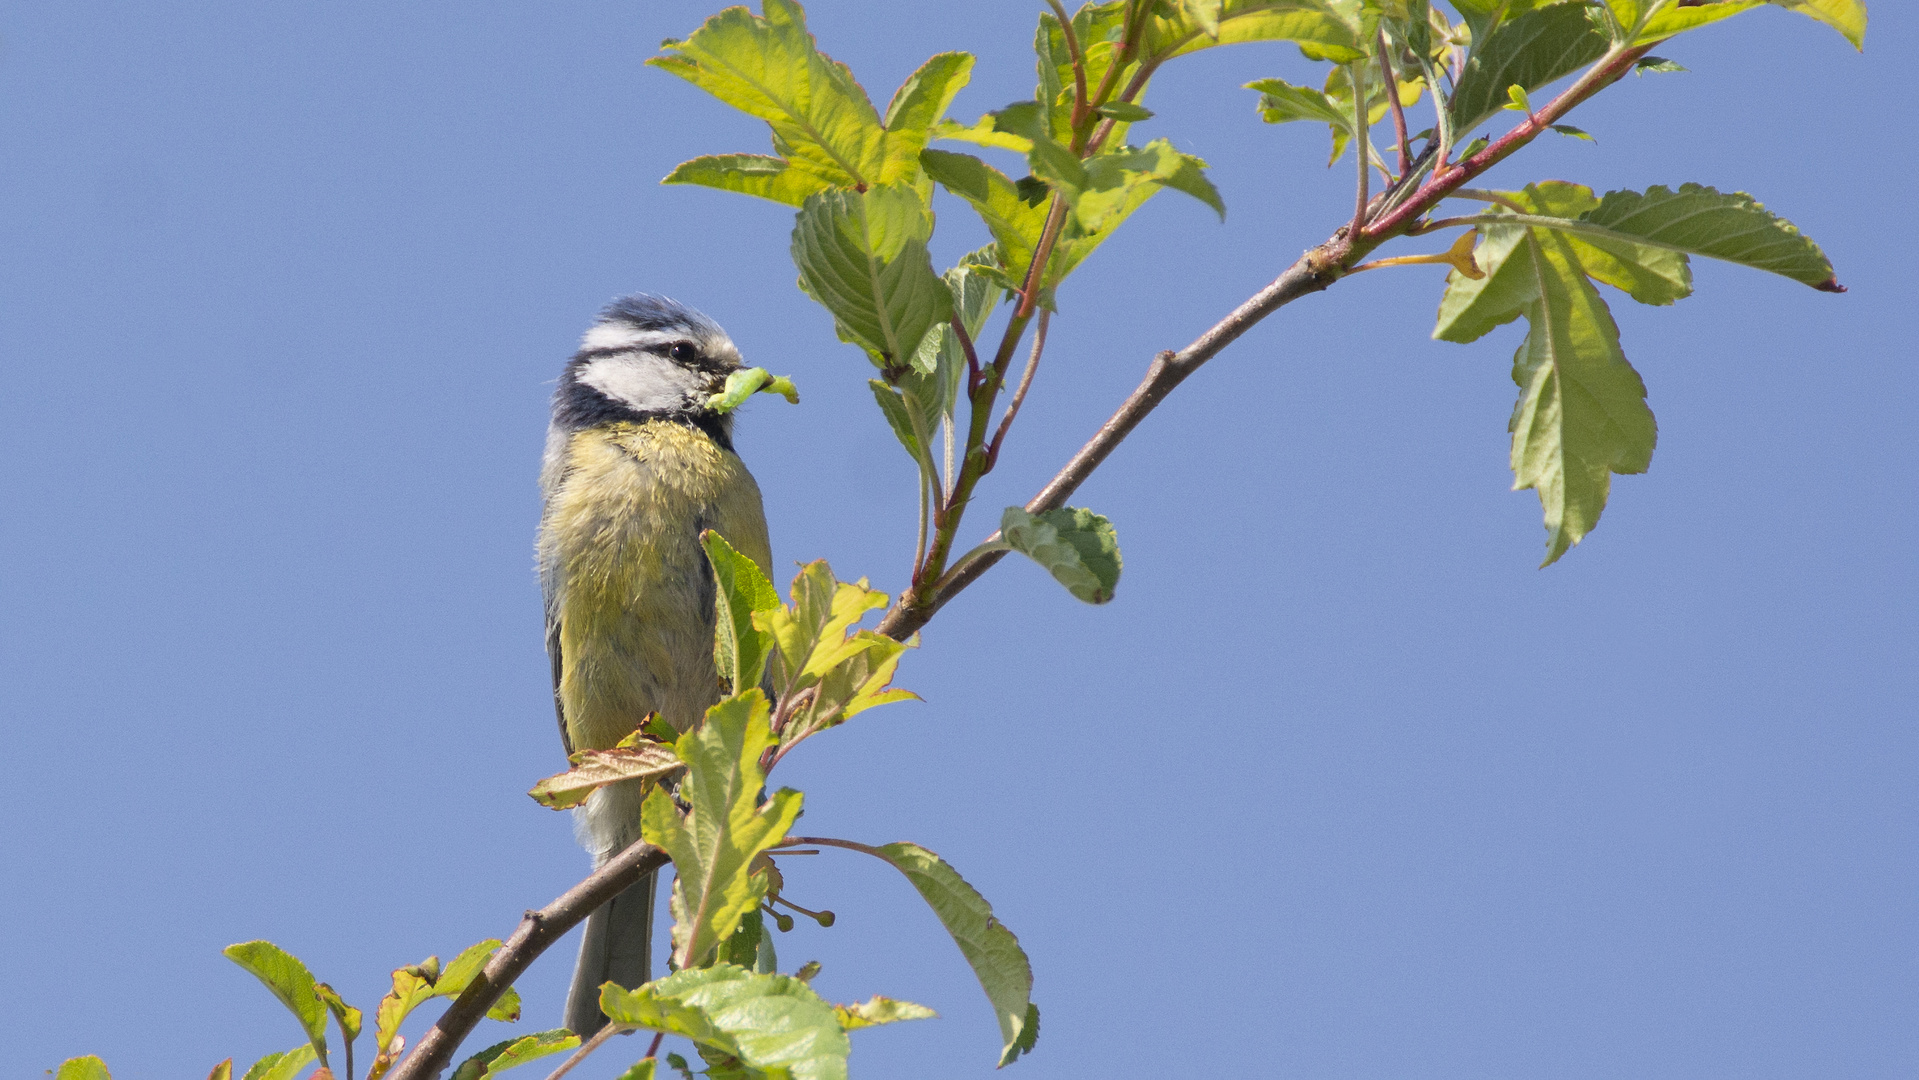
539, 421, 772, 752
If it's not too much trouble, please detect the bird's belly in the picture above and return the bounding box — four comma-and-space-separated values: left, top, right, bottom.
541, 422, 768, 751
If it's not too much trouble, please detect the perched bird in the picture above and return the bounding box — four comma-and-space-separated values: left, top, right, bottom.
538, 295, 774, 1036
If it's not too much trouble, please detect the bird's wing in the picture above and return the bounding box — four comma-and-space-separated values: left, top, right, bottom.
546, 601, 573, 757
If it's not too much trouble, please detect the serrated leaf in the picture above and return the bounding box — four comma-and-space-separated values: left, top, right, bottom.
530, 743, 683, 810
792, 184, 952, 368
997, 506, 1122, 603
833, 996, 938, 1031
1431, 183, 1660, 563
55, 1058, 112, 1080
1510, 227, 1656, 564
874, 843, 1037, 1066
487, 987, 523, 1024
603, 965, 851, 1080
650, 0, 883, 190
1581, 182, 1841, 291
449, 1032, 580, 1080
1451, 3, 1609, 135
704, 530, 781, 696
920, 149, 1050, 283
643, 692, 803, 970
1247, 76, 1351, 128
225, 942, 330, 1067
241, 1046, 317, 1080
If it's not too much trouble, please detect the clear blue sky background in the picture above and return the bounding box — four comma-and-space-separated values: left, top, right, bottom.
2, 3, 1911, 1078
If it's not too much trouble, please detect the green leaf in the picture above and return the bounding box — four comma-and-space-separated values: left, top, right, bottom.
1431, 183, 1658, 564
1581, 182, 1842, 291
995, 506, 1122, 604
873, 843, 1037, 1066
920, 149, 1050, 284
313, 983, 363, 1045
1637, 0, 1865, 49
903, 256, 1002, 434
434, 940, 501, 1001
662, 155, 838, 208
240, 1046, 316, 1080
602, 965, 851, 1080
833, 996, 938, 1031
1633, 55, 1686, 73
754, 563, 917, 752
1549, 123, 1594, 141
224, 941, 330, 1067
371, 962, 440, 1062
1246, 76, 1350, 127
869, 379, 935, 473
208, 1060, 234, 1080
55, 1058, 112, 1080
703, 530, 782, 696
614, 1060, 658, 1080
652, 4, 974, 205
1096, 101, 1155, 122
1510, 227, 1656, 564
1450, 3, 1609, 135
643, 691, 803, 970
650, 0, 884, 191
791, 184, 953, 369
1145, 1, 1368, 63
449, 1032, 581, 1080
879, 52, 977, 185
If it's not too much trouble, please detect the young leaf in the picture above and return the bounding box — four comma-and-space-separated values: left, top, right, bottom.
1450, 4, 1609, 134
1143, 1, 1367, 63
448, 1032, 580, 1080
313, 983, 363, 1063
208, 1061, 234, 1080
55, 1058, 112, 1080
791, 184, 953, 369
1095, 101, 1155, 122
1634, 55, 1686, 73
869, 379, 936, 474
224, 941, 330, 1068
601, 965, 851, 1080
703, 529, 781, 696
1246, 77, 1351, 128
529, 742, 683, 810
653, 3, 974, 204
433, 939, 503, 1002
1581, 183, 1842, 291
1504, 84, 1533, 113
996, 506, 1122, 604
651, 0, 883, 192
371, 963, 440, 1071
873, 843, 1038, 1066
241, 1046, 317, 1080
919, 149, 1051, 283
614, 1060, 657, 1080
833, 996, 938, 1031
754, 563, 919, 753
642, 691, 803, 969
1550, 123, 1595, 141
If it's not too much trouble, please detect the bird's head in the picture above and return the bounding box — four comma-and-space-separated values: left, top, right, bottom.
552, 294, 745, 432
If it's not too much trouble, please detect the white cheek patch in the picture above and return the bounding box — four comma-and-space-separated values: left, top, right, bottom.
578, 353, 704, 413
580, 324, 678, 352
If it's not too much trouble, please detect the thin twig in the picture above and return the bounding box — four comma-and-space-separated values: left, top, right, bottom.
645, 1033, 666, 1061
1043, 0, 1090, 133
385, 840, 672, 1080
1376, 27, 1411, 178
1369, 41, 1652, 239
541, 1024, 632, 1080
1349, 63, 1370, 236
988, 309, 1050, 467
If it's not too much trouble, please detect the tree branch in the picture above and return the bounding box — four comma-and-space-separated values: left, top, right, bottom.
385, 840, 672, 1080
875, 241, 1345, 641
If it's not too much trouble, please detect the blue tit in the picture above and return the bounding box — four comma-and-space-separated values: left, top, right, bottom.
538, 294, 774, 1036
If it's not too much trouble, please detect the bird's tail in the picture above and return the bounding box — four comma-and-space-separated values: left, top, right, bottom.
563, 870, 656, 1036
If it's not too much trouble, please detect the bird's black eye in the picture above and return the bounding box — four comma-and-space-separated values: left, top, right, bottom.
668, 341, 699, 364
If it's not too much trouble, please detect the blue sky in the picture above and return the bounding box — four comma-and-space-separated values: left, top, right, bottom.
1, 3, 1911, 1078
